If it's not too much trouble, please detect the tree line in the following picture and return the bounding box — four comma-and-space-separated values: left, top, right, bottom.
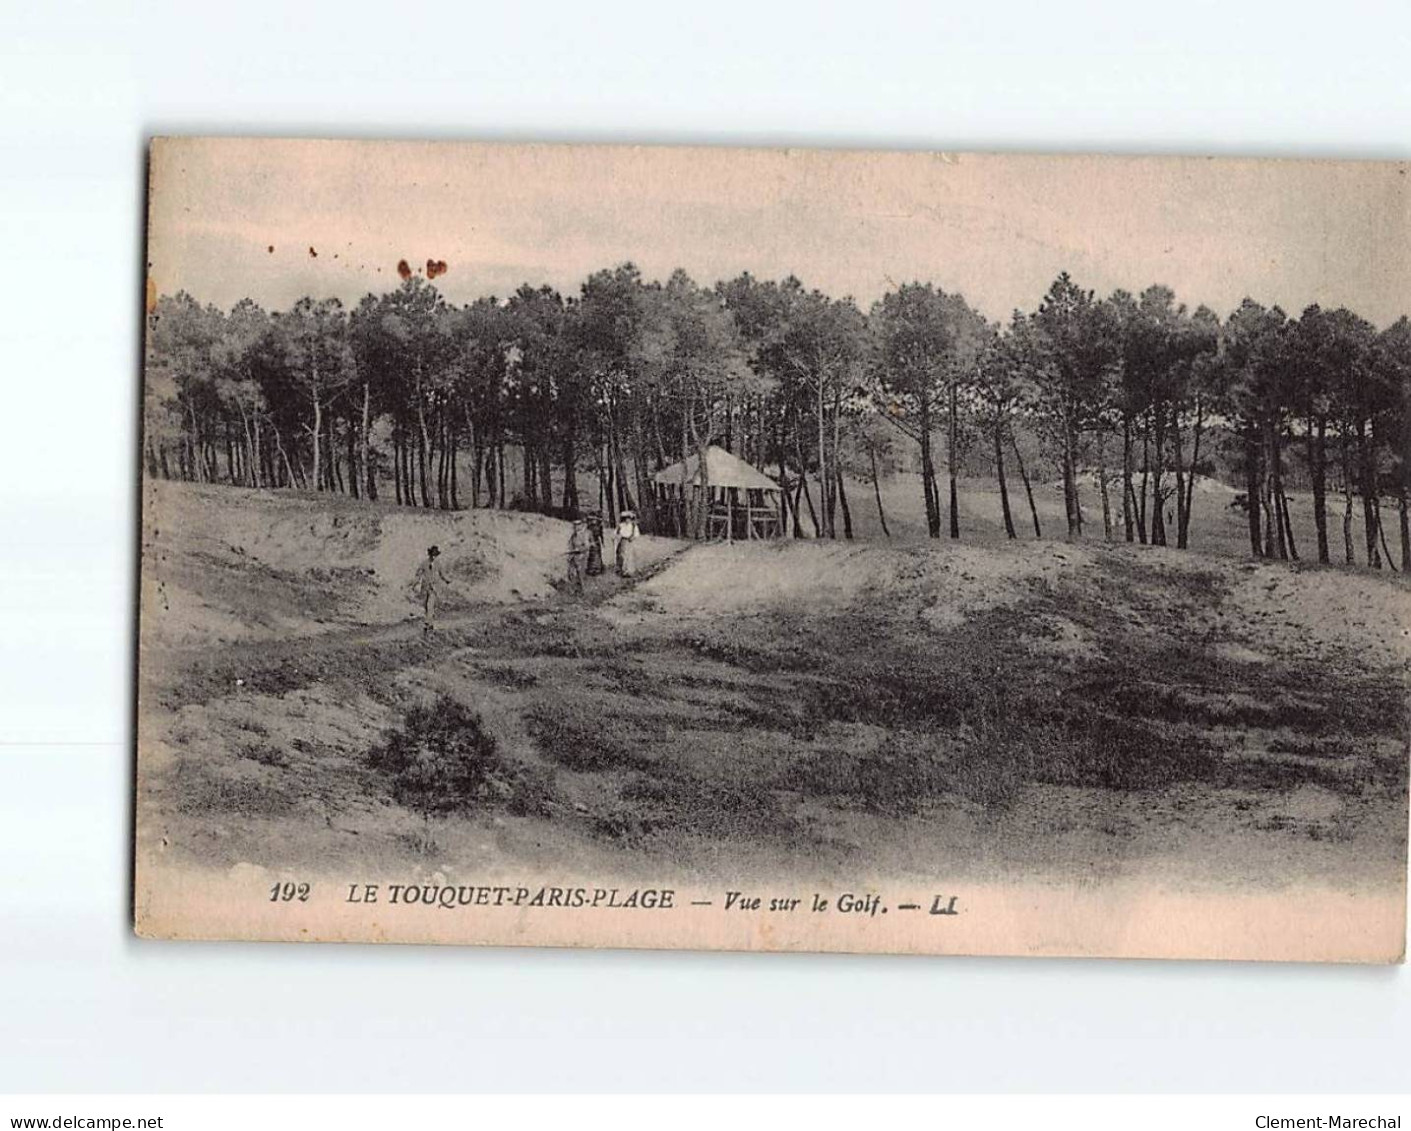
144, 265, 1411, 568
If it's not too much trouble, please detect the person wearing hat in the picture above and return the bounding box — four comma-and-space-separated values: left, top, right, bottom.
565, 517, 588, 594
413, 544, 451, 635
584, 510, 605, 577
614, 508, 641, 577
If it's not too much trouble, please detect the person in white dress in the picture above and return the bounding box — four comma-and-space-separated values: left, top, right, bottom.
614, 509, 640, 577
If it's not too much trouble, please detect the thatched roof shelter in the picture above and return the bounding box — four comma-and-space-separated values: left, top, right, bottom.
652, 445, 783, 541
653, 445, 782, 493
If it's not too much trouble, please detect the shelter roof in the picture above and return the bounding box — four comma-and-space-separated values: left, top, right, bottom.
653, 446, 781, 491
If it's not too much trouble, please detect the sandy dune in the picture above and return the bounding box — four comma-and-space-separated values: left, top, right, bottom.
135, 482, 1410, 903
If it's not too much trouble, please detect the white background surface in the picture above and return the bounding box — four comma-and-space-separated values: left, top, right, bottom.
1, 0, 1408, 1093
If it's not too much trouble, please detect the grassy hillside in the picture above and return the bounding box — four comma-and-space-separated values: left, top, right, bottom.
136, 481, 1410, 892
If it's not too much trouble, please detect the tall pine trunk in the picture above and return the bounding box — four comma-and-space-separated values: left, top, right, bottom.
360, 383, 372, 500
539, 441, 554, 514
1340, 424, 1357, 565
868, 443, 891, 538
1137, 417, 1150, 543
947, 384, 960, 540
1010, 430, 1041, 538
1060, 394, 1082, 538
1181, 399, 1205, 549
449, 418, 458, 510
1308, 414, 1329, 564
775, 424, 797, 538
1358, 418, 1382, 568
995, 418, 1016, 539
346, 410, 359, 499
835, 468, 854, 540
434, 415, 446, 507
1171, 410, 1187, 549
1096, 436, 1113, 542
415, 359, 432, 509
1402, 383, 1411, 570
1269, 414, 1292, 558
792, 428, 822, 538
1279, 489, 1299, 561
562, 428, 578, 513
1243, 422, 1262, 557
310, 396, 323, 492
830, 387, 845, 540
1121, 417, 1135, 542
919, 397, 940, 538
329, 410, 344, 493
816, 376, 832, 539
1150, 405, 1168, 547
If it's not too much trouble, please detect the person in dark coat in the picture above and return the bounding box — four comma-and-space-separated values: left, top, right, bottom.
566, 518, 588, 594
585, 511, 605, 576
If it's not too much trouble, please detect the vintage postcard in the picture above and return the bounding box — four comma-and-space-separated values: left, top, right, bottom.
135, 138, 1409, 961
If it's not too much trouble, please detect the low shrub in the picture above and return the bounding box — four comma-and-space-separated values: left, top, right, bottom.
368, 695, 506, 818
239, 741, 289, 768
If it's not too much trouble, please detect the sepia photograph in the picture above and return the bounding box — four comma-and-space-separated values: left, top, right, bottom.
134, 138, 1409, 961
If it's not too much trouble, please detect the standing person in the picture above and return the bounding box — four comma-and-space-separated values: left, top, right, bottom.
566, 517, 588, 594
615, 509, 641, 577
585, 510, 605, 576
413, 544, 450, 636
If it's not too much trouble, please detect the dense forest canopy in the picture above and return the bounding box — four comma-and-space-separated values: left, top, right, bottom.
145, 265, 1411, 568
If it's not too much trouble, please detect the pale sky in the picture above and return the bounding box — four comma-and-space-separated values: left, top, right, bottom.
147, 138, 1411, 327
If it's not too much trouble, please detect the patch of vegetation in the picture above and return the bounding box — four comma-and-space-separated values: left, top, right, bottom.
306, 565, 378, 586
615, 770, 792, 841
812, 660, 978, 728
753, 586, 1400, 812
1075, 556, 1405, 740
175, 550, 364, 627
591, 808, 660, 842
779, 721, 1039, 815
368, 695, 548, 826
240, 657, 319, 698
716, 696, 817, 738
475, 663, 540, 690
588, 659, 660, 697
174, 765, 296, 817
524, 699, 654, 772
1369, 740, 1411, 793
499, 615, 600, 660
778, 735, 947, 817
1038, 710, 1219, 791
680, 633, 815, 673
1266, 735, 1362, 759
587, 659, 816, 738
1084, 555, 1230, 625
239, 741, 289, 768
1085, 669, 1395, 737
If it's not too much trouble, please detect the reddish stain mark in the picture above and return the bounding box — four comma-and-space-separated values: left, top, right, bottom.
426, 258, 448, 279
308, 246, 318, 258
396, 259, 412, 280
